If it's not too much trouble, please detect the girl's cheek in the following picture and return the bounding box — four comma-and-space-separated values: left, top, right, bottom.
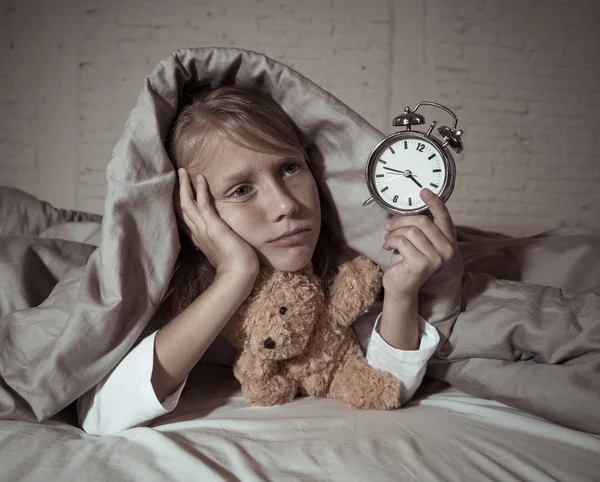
217, 203, 245, 227
214, 202, 233, 222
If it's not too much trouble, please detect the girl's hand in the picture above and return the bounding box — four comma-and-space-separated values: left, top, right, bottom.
177, 168, 259, 277
382, 188, 457, 300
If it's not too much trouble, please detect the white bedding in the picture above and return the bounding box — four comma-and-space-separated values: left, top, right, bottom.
2, 364, 599, 481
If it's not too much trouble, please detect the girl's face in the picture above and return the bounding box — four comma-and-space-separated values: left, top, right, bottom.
194, 139, 321, 272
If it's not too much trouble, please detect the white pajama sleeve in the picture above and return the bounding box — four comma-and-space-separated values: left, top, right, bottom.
366, 313, 439, 404
77, 331, 187, 435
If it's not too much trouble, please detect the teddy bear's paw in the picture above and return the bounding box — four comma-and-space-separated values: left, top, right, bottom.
329, 257, 382, 324
336, 372, 402, 411
328, 350, 402, 410
354, 371, 402, 410
349, 257, 382, 305
266, 374, 298, 405
285, 356, 309, 380
286, 354, 330, 379
299, 371, 330, 397
244, 375, 297, 406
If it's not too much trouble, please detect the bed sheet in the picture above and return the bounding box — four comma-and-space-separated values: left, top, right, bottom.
1, 364, 599, 482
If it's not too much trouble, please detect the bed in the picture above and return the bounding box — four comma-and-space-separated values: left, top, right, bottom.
1, 47, 600, 480
1, 364, 599, 481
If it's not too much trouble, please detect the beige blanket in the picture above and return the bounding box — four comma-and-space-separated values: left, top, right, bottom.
1, 47, 599, 436
427, 225, 600, 433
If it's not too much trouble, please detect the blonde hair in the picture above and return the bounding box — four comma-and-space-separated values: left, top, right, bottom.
164, 86, 355, 317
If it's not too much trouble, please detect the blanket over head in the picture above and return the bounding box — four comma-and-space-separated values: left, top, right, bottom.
0, 47, 393, 421
1, 47, 599, 434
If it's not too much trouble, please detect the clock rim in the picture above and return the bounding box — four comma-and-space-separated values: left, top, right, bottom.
365, 131, 456, 215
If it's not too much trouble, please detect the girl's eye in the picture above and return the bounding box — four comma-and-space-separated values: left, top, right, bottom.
283, 163, 300, 175
231, 185, 251, 198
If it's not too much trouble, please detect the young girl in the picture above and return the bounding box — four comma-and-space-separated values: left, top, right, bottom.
77, 86, 457, 435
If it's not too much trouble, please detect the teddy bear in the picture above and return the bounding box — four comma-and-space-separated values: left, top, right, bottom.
220, 255, 403, 410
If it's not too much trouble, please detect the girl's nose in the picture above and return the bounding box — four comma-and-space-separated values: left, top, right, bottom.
269, 185, 299, 221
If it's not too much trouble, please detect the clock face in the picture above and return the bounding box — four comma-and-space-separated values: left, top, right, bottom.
372, 136, 447, 211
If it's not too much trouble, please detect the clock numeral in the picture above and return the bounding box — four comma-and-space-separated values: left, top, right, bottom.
393, 195, 398, 203
433, 169, 442, 173
408, 197, 412, 206
428, 154, 436, 160
376, 174, 384, 178
389, 146, 395, 154
404, 141, 408, 150
381, 186, 389, 192
378, 159, 387, 165
416, 143, 425, 153
430, 183, 439, 188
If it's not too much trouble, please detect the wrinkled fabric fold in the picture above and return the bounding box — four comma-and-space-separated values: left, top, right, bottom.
427, 227, 600, 434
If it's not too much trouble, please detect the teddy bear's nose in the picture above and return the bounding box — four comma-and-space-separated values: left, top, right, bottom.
263, 337, 276, 349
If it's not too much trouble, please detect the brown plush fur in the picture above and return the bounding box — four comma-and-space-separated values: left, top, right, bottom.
221, 256, 402, 410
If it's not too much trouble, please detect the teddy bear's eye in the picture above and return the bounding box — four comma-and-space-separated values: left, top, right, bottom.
279, 306, 287, 315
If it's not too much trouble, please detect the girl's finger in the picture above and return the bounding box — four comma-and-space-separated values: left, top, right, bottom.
178, 169, 210, 229
420, 188, 456, 241
193, 174, 222, 226
180, 209, 196, 233
178, 169, 199, 213
385, 215, 454, 261
384, 234, 428, 265
386, 226, 440, 261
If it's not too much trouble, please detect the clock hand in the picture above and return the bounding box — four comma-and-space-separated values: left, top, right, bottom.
387, 175, 405, 183
388, 174, 420, 184
382, 166, 405, 175
382, 166, 418, 177
408, 175, 423, 188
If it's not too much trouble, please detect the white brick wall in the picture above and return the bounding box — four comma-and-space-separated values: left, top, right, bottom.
1, 0, 599, 236
409, 0, 600, 236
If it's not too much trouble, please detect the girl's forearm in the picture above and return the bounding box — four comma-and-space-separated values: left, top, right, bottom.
151, 272, 255, 402
379, 292, 420, 350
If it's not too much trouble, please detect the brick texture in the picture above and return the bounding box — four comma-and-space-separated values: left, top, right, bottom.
418, 0, 600, 235
1, 0, 599, 236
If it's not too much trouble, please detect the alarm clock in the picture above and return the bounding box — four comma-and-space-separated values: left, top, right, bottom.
363, 101, 464, 215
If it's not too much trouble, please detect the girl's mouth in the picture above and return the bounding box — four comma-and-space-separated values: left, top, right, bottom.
268, 229, 311, 247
